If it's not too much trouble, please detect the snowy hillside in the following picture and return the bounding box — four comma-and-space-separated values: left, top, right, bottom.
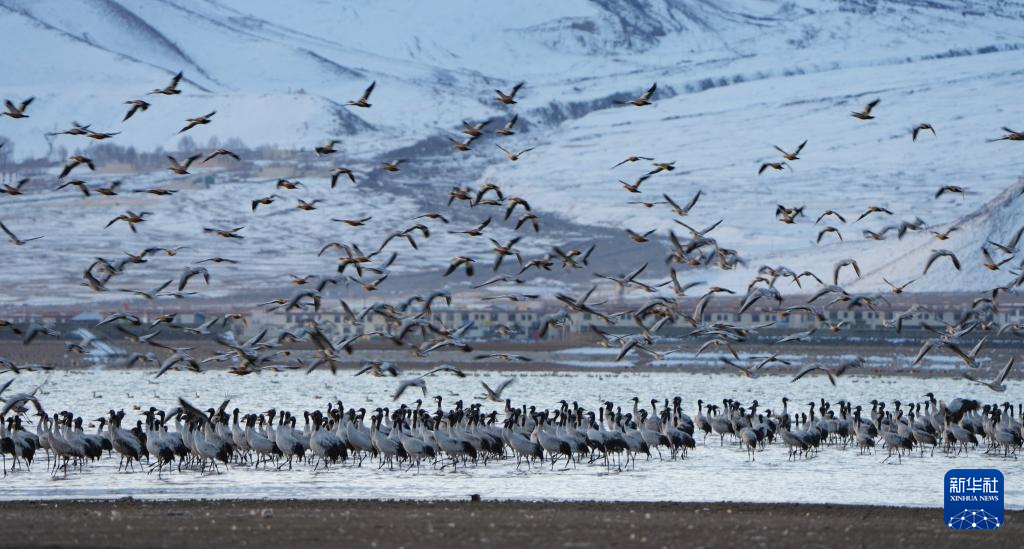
1, 0, 1023, 305
2, 0, 1022, 156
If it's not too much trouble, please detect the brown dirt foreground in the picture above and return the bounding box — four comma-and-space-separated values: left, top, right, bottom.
0, 500, 1019, 549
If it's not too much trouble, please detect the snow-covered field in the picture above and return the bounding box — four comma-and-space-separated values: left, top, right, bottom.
1, 0, 1023, 305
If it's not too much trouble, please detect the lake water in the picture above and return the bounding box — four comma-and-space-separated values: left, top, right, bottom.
3, 369, 1021, 508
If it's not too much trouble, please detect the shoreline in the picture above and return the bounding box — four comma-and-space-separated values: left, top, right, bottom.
2, 499, 1015, 548
0, 496, 960, 509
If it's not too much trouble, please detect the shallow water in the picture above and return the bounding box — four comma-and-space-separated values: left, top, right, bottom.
3, 369, 1022, 508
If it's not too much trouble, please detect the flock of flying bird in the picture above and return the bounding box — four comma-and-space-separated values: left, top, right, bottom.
1, 71, 1023, 477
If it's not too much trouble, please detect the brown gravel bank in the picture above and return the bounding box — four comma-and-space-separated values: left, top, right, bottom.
0, 499, 1017, 549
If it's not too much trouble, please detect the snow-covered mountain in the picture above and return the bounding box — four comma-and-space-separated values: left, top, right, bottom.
3, 0, 1022, 155
1, 0, 1023, 305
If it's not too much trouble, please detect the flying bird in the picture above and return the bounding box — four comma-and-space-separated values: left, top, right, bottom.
816, 210, 847, 224
59, 155, 95, 178
167, 154, 200, 175
0, 179, 29, 196
923, 249, 961, 274
448, 135, 477, 151
791, 365, 835, 385
450, 217, 491, 236
122, 99, 150, 121
251, 194, 280, 212
850, 98, 880, 120
832, 258, 861, 284
791, 358, 863, 385
419, 364, 466, 378
912, 123, 935, 141
553, 245, 595, 269
315, 140, 338, 156
333, 216, 372, 227
883, 277, 915, 294
626, 228, 657, 243
202, 149, 239, 163
178, 111, 215, 133
150, 71, 183, 95
659, 192, 700, 221
203, 226, 245, 239
495, 144, 535, 161
648, 161, 676, 175
330, 166, 357, 187
758, 162, 788, 175
776, 205, 805, 224
618, 82, 657, 106
988, 127, 1023, 142
56, 179, 91, 197
21, 325, 61, 345
490, 237, 521, 270
773, 140, 807, 161
481, 378, 515, 402
981, 246, 1011, 271
777, 328, 817, 345
355, 361, 401, 377
173, 266, 210, 292
816, 226, 843, 244
913, 337, 986, 368
461, 119, 491, 137
962, 356, 1015, 392
504, 197, 531, 220
611, 155, 654, 169
2, 97, 34, 119
495, 114, 519, 136
619, 174, 650, 193
475, 353, 531, 362
1, 221, 44, 245
444, 256, 475, 277
934, 185, 966, 199
381, 159, 407, 172
105, 211, 151, 233
719, 358, 760, 379
494, 82, 524, 105
86, 129, 119, 140
988, 225, 1024, 254
855, 206, 893, 222
49, 121, 91, 136
345, 81, 376, 108
391, 378, 427, 400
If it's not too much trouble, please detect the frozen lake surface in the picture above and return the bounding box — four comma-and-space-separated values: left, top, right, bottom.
3, 369, 1021, 508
